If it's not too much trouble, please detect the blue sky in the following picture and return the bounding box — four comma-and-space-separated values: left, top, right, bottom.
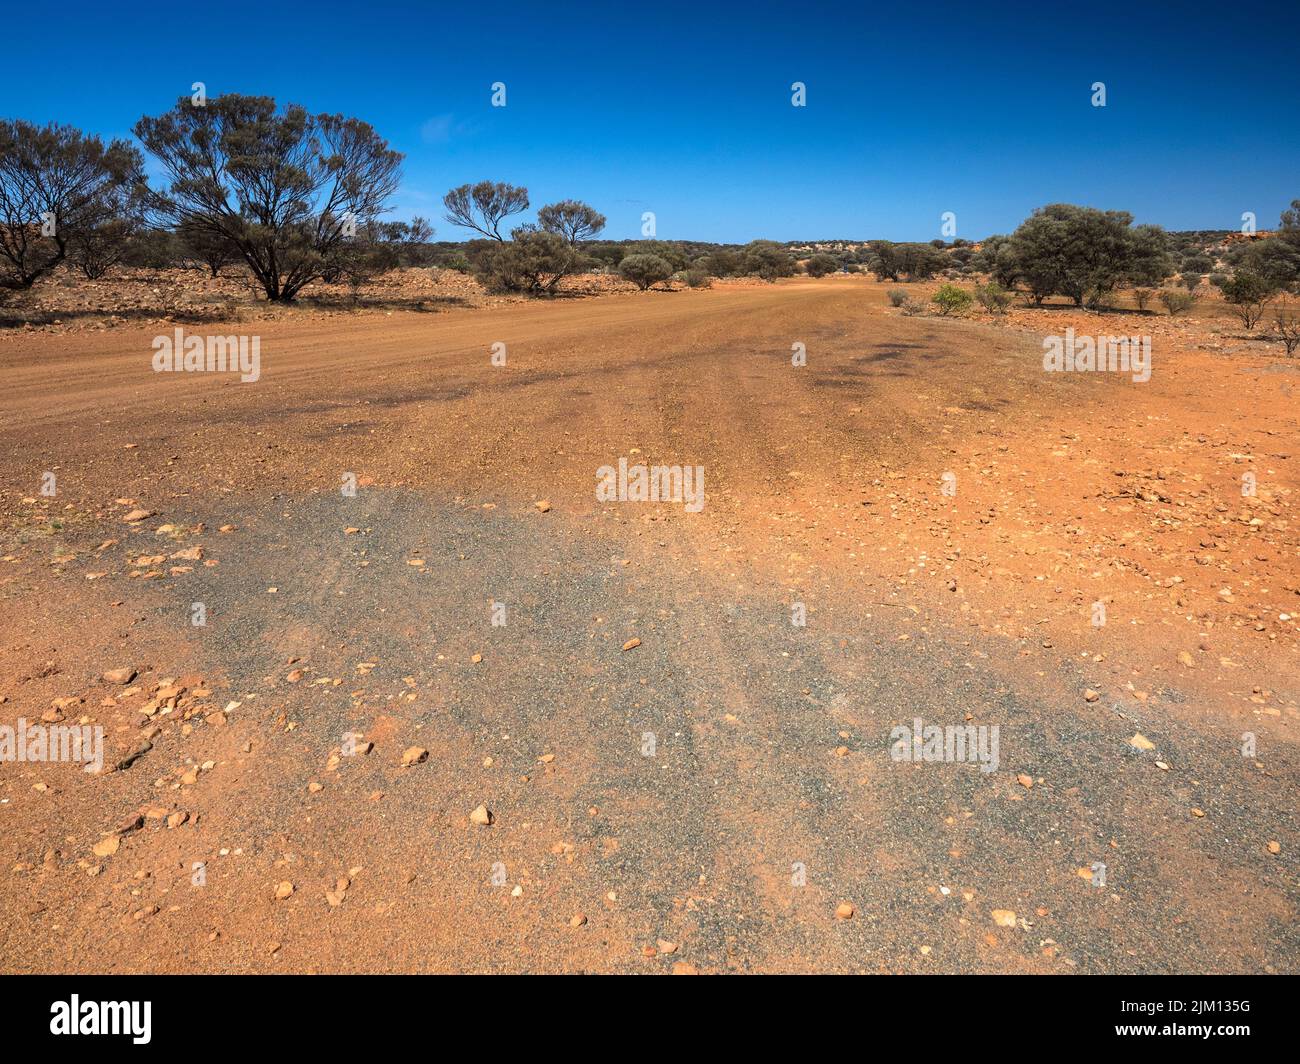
4, 0, 1296, 242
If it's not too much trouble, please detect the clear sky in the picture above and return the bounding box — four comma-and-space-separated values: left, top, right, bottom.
4, 0, 1296, 243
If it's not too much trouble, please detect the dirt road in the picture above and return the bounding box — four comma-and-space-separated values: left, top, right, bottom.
0, 278, 1295, 972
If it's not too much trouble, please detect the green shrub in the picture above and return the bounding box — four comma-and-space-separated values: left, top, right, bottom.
473, 231, 580, 295
974, 282, 1012, 314
618, 253, 674, 290
887, 288, 908, 307
931, 283, 974, 316
1004, 203, 1173, 307
805, 253, 838, 278
437, 251, 472, 274
742, 240, 795, 281
683, 268, 711, 288
1217, 271, 1279, 329
1158, 289, 1195, 316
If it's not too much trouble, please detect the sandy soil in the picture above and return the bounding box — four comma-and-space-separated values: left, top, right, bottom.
0, 276, 1295, 973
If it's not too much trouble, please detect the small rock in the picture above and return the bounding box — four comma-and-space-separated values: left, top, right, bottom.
275, 881, 295, 900
401, 746, 428, 767
102, 667, 136, 685
622, 638, 641, 652
91, 836, 120, 858
469, 804, 493, 826
835, 902, 855, 920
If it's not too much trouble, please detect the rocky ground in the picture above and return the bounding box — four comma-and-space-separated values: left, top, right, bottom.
0, 264, 650, 338
0, 276, 1294, 973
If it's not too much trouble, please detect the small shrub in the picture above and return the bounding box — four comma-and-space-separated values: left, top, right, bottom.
437, 251, 472, 274
931, 283, 974, 316
1131, 288, 1153, 312
1159, 289, 1195, 316
618, 253, 674, 291
1273, 305, 1300, 356
887, 288, 908, 307
900, 298, 926, 316
684, 268, 711, 289
974, 282, 1012, 314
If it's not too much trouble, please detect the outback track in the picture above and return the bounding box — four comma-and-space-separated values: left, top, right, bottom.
0, 277, 1295, 973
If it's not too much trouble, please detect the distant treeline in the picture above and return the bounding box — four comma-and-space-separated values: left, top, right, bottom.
2, 95, 1297, 304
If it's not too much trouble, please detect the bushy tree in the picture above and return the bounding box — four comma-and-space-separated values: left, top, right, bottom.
867, 240, 901, 281
121, 228, 182, 270
472, 229, 580, 294
0, 120, 144, 289
1159, 289, 1195, 316
896, 242, 947, 280
537, 199, 605, 245
443, 181, 529, 242
805, 253, 838, 277
1228, 214, 1300, 291
972, 234, 1022, 289
701, 248, 743, 277
638, 240, 689, 271
1216, 271, 1278, 329
177, 219, 239, 278
135, 95, 403, 302
742, 240, 795, 281
320, 216, 435, 287
69, 218, 138, 279
619, 253, 674, 290
1006, 204, 1172, 307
